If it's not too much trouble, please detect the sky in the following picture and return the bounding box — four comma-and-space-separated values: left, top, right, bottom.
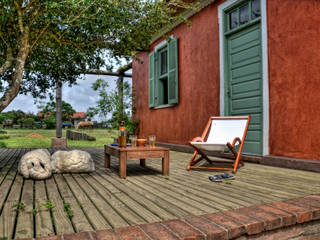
4, 74, 131, 121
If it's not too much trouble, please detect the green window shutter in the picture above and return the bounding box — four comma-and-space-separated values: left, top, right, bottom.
168, 38, 178, 104
149, 51, 155, 108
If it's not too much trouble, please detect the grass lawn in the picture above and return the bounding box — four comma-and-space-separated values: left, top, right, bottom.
0, 128, 117, 148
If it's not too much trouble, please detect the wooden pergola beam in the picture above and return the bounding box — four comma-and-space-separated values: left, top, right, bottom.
85, 62, 132, 78
84, 62, 133, 122
85, 70, 132, 78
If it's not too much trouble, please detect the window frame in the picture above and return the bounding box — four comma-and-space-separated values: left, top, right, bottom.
226, 0, 261, 33
149, 37, 179, 109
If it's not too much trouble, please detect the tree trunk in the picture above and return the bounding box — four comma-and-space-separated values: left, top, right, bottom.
0, 29, 29, 112
56, 80, 62, 138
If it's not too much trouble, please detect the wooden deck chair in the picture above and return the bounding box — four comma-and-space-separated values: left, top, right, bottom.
187, 116, 250, 173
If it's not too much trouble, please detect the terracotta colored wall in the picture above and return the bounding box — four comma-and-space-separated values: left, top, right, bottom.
132, 1, 223, 144
133, 0, 320, 161
268, 0, 320, 160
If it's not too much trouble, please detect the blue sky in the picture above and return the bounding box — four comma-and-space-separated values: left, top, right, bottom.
4, 74, 131, 121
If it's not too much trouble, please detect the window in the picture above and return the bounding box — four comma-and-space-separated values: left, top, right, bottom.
149, 38, 179, 108
239, 4, 249, 25
251, 0, 261, 19
229, 10, 238, 30
228, 0, 261, 31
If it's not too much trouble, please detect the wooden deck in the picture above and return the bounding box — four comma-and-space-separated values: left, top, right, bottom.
0, 148, 319, 239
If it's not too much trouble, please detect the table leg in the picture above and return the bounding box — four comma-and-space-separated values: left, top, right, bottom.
140, 158, 146, 167
119, 152, 127, 179
162, 150, 169, 175
104, 153, 110, 168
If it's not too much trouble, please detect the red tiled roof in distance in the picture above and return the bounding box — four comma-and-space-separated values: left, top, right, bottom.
71, 112, 86, 119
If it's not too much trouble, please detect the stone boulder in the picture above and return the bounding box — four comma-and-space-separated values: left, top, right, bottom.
51, 150, 95, 173
18, 149, 52, 179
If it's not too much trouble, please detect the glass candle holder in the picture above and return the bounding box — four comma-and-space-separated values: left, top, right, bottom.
149, 135, 156, 147
131, 135, 137, 147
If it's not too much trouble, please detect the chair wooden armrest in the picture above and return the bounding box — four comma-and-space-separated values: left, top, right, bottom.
231, 137, 241, 147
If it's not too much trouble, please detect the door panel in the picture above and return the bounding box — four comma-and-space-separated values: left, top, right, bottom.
226, 23, 263, 155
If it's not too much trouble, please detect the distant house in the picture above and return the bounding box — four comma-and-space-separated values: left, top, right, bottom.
37, 111, 86, 127
132, 0, 320, 168
71, 112, 86, 127
37, 111, 50, 119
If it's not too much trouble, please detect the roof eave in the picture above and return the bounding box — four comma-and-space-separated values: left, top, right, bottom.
151, 0, 217, 44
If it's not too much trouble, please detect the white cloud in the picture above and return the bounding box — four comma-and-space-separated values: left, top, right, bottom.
5, 74, 121, 120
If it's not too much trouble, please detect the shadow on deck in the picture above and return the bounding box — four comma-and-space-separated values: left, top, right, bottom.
0, 148, 319, 239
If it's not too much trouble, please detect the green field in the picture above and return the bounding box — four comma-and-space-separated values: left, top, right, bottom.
0, 128, 117, 148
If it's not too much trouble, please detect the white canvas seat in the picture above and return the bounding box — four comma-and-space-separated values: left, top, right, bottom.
188, 116, 250, 173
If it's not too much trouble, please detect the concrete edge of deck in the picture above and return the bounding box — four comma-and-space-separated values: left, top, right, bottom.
15, 193, 320, 240
156, 142, 320, 173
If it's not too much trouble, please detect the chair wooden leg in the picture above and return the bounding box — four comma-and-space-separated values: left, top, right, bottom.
190, 156, 205, 166
188, 150, 199, 170
197, 148, 213, 164
188, 144, 214, 170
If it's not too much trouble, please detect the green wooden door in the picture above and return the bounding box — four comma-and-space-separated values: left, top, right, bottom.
225, 23, 263, 155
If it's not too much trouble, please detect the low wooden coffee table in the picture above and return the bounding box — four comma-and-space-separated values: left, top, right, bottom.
104, 145, 170, 179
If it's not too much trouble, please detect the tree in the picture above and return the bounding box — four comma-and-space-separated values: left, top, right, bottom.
91, 78, 139, 135
38, 101, 75, 122
91, 78, 132, 125
3, 109, 25, 123
0, 0, 193, 112
86, 107, 97, 119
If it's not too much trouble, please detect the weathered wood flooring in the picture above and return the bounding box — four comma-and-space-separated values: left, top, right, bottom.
0, 148, 319, 239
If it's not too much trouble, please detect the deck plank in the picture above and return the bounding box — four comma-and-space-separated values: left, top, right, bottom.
34, 180, 55, 238
90, 171, 162, 223
15, 179, 34, 239
99, 167, 190, 219
72, 174, 129, 228
54, 174, 94, 233
153, 165, 292, 202
0, 149, 11, 168
125, 165, 239, 211
95, 169, 177, 220
0, 148, 19, 184
63, 174, 111, 230
92, 155, 190, 219
0, 148, 319, 239
123, 162, 251, 211
0, 149, 21, 209
81, 173, 147, 226
46, 177, 74, 235
0, 174, 24, 239
0, 149, 25, 239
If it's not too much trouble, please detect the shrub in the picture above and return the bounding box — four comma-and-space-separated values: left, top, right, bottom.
0, 135, 10, 140
125, 118, 139, 137
0, 113, 14, 124
23, 118, 35, 124
0, 142, 7, 148
87, 136, 96, 141
43, 116, 56, 129
18, 118, 35, 128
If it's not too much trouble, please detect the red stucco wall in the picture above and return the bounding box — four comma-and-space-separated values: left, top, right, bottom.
268, 0, 320, 160
133, 1, 222, 144
133, 0, 320, 161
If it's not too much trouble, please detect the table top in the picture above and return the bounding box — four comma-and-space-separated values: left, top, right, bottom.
104, 144, 169, 152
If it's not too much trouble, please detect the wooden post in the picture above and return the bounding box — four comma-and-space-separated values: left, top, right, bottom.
56, 80, 62, 138
117, 74, 124, 121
